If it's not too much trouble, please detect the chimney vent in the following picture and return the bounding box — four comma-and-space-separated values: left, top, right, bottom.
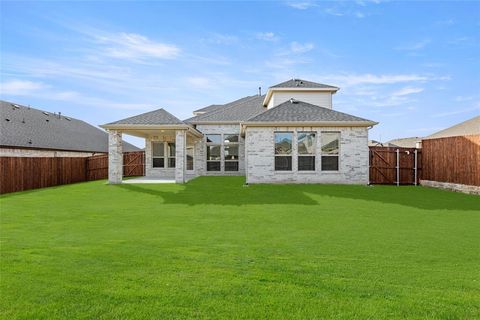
258, 87, 262, 96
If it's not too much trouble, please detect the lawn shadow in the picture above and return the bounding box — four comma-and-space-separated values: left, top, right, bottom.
116, 177, 480, 211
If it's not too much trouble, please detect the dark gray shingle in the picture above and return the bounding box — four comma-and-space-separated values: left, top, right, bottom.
246, 100, 375, 123
270, 79, 338, 89
1, 100, 140, 152
186, 95, 266, 123
105, 108, 184, 125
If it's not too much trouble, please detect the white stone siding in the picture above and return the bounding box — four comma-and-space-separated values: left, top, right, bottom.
195, 124, 245, 176
108, 130, 123, 184
0, 148, 101, 157
245, 126, 369, 184
269, 91, 333, 109
175, 130, 186, 183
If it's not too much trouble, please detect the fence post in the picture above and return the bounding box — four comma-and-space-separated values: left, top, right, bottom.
396, 149, 400, 186
414, 149, 418, 186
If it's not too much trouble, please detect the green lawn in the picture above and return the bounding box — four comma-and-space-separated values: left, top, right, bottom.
1, 177, 479, 319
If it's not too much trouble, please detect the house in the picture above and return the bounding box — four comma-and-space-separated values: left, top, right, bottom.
0, 100, 140, 157
101, 79, 378, 184
424, 116, 479, 140
385, 137, 422, 148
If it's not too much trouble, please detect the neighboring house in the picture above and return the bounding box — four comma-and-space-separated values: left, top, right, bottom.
424, 116, 480, 140
385, 137, 423, 148
368, 139, 384, 147
101, 79, 378, 184
0, 100, 140, 157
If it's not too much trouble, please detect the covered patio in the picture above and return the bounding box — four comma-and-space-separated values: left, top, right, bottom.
100, 109, 203, 184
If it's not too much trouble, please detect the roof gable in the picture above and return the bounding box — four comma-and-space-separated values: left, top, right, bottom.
246, 100, 375, 124
105, 108, 184, 125
270, 79, 338, 90
0, 100, 140, 152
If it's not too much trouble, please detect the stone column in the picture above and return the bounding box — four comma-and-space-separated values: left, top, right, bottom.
175, 130, 186, 183
108, 130, 123, 184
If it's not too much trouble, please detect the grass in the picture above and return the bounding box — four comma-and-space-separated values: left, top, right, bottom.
1, 177, 479, 319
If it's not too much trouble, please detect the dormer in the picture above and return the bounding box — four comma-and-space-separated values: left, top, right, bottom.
263, 79, 339, 109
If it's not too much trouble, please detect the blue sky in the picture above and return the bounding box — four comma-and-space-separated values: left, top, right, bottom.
1, 1, 479, 147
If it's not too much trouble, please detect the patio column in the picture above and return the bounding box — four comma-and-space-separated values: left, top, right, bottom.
175, 130, 186, 183
108, 130, 123, 184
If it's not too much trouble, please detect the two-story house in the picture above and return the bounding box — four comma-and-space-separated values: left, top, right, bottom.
101, 79, 377, 184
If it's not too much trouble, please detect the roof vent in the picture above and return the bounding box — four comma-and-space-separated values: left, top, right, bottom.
28, 139, 32, 144
46, 119, 49, 122
22, 118, 25, 123
43, 111, 49, 116
5, 118, 10, 122
65, 117, 71, 121
11, 104, 20, 109
290, 98, 299, 104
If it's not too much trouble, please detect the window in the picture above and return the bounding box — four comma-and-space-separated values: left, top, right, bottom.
321, 132, 340, 171
224, 134, 239, 171
206, 134, 221, 171
275, 132, 293, 171
167, 143, 176, 168
186, 147, 194, 171
152, 142, 165, 168
298, 132, 315, 171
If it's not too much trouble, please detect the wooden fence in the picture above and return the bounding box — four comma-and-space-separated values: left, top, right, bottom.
422, 135, 480, 186
369, 146, 422, 185
0, 151, 145, 194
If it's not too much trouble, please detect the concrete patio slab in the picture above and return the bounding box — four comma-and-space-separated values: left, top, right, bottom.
122, 177, 175, 184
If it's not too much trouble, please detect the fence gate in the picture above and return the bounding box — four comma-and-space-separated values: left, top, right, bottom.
369, 147, 422, 185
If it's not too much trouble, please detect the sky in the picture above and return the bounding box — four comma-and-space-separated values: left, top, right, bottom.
1, 0, 479, 147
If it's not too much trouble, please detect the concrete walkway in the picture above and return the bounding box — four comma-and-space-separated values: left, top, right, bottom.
122, 176, 175, 184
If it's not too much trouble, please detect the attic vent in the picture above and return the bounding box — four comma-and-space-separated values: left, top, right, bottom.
11, 104, 20, 109
65, 117, 71, 121
46, 119, 49, 122
290, 98, 298, 104
5, 118, 10, 122
43, 112, 49, 116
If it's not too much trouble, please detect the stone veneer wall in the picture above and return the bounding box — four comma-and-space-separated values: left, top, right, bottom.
420, 180, 480, 195
245, 126, 369, 184
145, 135, 176, 179
195, 124, 245, 176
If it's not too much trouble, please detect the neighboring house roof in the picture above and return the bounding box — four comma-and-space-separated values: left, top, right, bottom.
270, 79, 338, 90
185, 95, 266, 123
0, 100, 140, 152
105, 108, 184, 125
424, 116, 480, 140
368, 140, 384, 147
245, 99, 376, 125
386, 137, 422, 148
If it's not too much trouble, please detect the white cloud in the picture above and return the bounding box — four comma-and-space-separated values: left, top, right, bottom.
95, 32, 180, 60
395, 39, 431, 51
203, 33, 239, 45
255, 32, 279, 42
0, 80, 47, 95
186, 77, 213, 89
392, 87, 424, 96
286, 1, 318, 10
289, 41, 315, 54
319, 73, 440, 86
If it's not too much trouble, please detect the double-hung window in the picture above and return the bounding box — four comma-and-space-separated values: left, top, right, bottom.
298, 132, 316, 171
152, 142, 176, 168
321, 132, 340, 171
152, 142, 165, 168
206, 134, 221, 171
274, 132, 293, 171
186, 147, 194, 171
224, 134, 239, 171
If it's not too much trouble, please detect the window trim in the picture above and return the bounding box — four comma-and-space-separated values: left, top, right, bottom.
224, 133, 239, 172
321, 131, 341, 172
274, 131, 293, 171
206, 134, 222, 171
297, 131, 316, 171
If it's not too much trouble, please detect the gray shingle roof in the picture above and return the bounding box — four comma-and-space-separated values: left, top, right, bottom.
185, 95, 266, 123
425, 116, 480, 139
246, 100, 374, 124
105, 108, 184, 125
0, 100, 140, 152
193, 104, 224, 114
270, 79, 338, 89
